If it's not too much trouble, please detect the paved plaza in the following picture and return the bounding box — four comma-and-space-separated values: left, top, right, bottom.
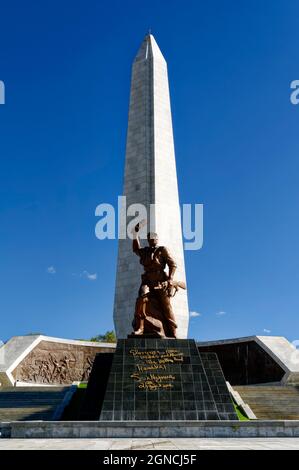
0, 438, 299, 450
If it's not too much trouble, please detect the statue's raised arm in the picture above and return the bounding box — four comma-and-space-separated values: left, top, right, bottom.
132, 220, 148, 256
132, 223, 141, 255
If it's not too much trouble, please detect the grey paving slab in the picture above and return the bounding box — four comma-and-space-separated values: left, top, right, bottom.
0, 438, 299, 450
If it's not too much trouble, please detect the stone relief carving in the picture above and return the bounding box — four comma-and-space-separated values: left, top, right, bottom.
12, 340, 112, 385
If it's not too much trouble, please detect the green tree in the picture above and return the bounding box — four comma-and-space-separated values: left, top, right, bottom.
90, 330, 116, 343
25, 332, 43, 336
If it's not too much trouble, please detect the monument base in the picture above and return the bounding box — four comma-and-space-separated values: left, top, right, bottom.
3, 419, 299, 438
98, 338, 237, 421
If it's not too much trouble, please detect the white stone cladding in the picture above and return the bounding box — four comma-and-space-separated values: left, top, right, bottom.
113, 35, 189, 338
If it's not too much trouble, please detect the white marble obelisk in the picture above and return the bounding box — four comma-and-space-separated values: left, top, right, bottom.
113, 34, 189, 338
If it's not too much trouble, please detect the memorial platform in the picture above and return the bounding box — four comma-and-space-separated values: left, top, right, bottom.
98, 338, 237, 421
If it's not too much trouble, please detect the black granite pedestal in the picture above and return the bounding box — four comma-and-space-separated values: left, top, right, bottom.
99, 338, 237, 421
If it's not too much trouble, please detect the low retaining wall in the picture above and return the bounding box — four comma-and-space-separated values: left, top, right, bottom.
1, 420, 299, 438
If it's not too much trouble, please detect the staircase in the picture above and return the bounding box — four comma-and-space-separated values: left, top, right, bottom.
234, 385, 299, 419
0, 386, 69, 421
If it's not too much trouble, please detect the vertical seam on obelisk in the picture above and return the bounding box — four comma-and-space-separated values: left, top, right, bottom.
150, 56, 155, 218
146, 58, 150, 210
147, 56, 151, 209
147, 55, 154, 213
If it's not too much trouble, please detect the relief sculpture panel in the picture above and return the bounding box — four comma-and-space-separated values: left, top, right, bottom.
12, 340, 113, 385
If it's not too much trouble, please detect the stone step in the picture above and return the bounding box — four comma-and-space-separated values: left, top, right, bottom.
0, 394, 66, 399
251, 408, 299, 413
0, 412, 53, 421
0, 388, 68, 393
0, 407, 54, 417
236, 391, 299, 395
0, 397, 65, 403
0, 391, 66, 396
0, 386, 70, 421
234, 385, 299, 420
234, 386, 299, 392
0, 407, 54, 413
235, 395, 299, 400
235, 389, 299, 394
0, 401, 65, 408
0, 394, 65, 398
249, 403, 299, 407
235, 397, 299, 402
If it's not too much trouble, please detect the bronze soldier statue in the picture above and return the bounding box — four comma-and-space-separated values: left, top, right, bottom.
131, 222, 185, 338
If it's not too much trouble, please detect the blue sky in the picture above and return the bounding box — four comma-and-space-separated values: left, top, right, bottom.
0, 0, 298, 343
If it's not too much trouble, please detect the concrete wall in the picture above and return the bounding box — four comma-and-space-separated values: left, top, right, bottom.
1, 420, 299, 438
198, 336, 299, 385
0, 336, 115, 386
